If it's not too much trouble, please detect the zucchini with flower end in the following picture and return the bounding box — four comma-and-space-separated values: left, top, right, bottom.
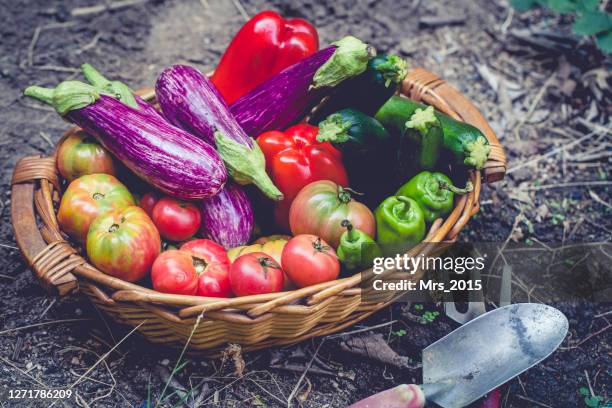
317, 108, 397, 205
404, 105, 443, 170
311, 53, 408, 122
376, 96, 491, 169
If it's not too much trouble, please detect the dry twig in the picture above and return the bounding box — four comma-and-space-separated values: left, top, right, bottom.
0, 318, 91, 336
287, 341, 324, 407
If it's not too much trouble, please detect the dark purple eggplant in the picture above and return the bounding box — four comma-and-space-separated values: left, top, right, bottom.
24, 81, 227, 200
199, 182, 253, 248
230, 36, 375, 137
156, 65, 282, 201
80, 63, 163, 119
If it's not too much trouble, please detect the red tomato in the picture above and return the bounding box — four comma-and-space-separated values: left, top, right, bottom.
257, 124, 348, 230
152, 197, 201, 241
281, 234, 340, 288
229, 252, 284, 296
87, 206, 160, 282
181, 239, 232, 297
151, 239, 232, 297
139, 191, 160, 216
289, 180, 375, 248
151, 250, 199, 295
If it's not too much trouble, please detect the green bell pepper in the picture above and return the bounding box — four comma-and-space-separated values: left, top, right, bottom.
337, 219, 382, 272
375, 196, 426, 256
396, 171, 473, 224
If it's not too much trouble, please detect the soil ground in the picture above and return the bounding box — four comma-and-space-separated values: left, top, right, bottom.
0, 0, 610, 407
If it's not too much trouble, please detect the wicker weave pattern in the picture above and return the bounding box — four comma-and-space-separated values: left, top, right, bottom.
10, 68, 506, 355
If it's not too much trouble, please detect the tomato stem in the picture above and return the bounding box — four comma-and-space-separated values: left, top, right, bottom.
337, 186, 363, 204
312, 237, 331, 253
192, 256, 207, 274
108, 223, 119, 233
92, 192, 105, 200
257, 256, 277, 268
257, 256, 279, 278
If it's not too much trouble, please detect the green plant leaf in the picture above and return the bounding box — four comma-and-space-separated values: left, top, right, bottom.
547, 0, 578, 12
580, 387, 591, 396
573, 11, 612, 35
596, 29, 612, 53
577, 0, 602, 11
585, 395, 604, 408
511, 0, 538, 11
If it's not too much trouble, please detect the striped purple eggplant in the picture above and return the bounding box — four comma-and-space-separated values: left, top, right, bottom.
199, 182, 253, 249
24, 81, 227, 200
80, 63, 164, 119
155, 64, 283, 201
230, 36, 375, 137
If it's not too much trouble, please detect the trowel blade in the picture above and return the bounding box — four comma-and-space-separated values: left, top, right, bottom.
422, 303, 568, 408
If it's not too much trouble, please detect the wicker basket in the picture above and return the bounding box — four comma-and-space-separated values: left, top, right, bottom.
11, 68, 507, 355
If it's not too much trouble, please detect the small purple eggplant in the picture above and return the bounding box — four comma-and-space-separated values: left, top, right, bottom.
199, 183, 253, 249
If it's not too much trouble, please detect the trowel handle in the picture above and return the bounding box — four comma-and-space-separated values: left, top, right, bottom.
348, 384, 425, 408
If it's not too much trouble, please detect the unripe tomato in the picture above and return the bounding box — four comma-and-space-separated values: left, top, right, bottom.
87, 206, 160, 282
57, 130, 116, 182
227, 237, 289, 265
58, 174, 135, 242
151, 197, 201, 242
281, 234, 339, 288
289, 180, 375, 248
230, 252, 284, 296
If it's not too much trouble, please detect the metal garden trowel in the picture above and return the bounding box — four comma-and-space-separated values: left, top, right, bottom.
348, 303, 568, 408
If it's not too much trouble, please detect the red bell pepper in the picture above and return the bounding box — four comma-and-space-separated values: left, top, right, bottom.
211, 10, 319, 104
257, 124, 348, 230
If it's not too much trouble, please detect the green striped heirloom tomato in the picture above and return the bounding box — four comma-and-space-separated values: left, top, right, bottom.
57, 130, 116, 182
57, 174, 135, 242
289, 180, 375, 248
87, 206, 161, 282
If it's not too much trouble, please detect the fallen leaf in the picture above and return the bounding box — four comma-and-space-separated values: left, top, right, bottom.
222, 343, 245, 377
340, 333, 412, 368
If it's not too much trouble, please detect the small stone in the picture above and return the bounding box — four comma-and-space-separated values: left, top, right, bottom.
71, 357, 80, 365
161, 359, 170, 366
399, 38, 416, 55
75, 308, 82, 316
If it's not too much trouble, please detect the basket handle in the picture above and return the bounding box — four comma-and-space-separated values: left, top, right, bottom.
11, 156, 79, 296
402, 68, 507, 184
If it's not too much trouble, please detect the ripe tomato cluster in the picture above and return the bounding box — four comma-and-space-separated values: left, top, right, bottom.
56, 168, 344, 299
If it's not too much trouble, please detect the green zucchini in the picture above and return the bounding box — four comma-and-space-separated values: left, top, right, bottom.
317, 108, 398, 206
311, 54, 408, 122
375, 96, 491, 169
404, 105, 443, 170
